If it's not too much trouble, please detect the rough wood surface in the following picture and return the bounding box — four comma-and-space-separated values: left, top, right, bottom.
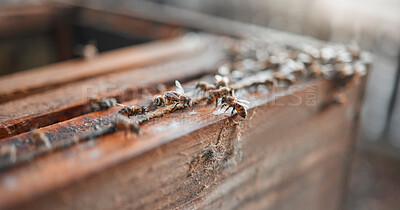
78, 7, 185, 40
0, 75, 365, 209
0, 3, 67, 37
0, 35, 224, 138
0, 35, 210, 104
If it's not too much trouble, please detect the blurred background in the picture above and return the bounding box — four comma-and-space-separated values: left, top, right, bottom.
0, 0, 399, 209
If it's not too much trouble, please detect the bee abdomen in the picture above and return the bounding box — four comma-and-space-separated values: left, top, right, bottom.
236, 105, 247, 118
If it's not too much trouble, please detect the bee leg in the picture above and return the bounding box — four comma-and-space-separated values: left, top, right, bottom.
220, 103, 226, 109
172, 102, 179, 111
215, 99, 219, 108
224, 106, 231, 113
231, 107, 235, 116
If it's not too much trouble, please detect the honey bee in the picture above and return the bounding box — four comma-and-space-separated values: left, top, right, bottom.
29, 129, 51, 149
309, 61, 327, 78
82, 43, 99, 59
0, 144, 16, 163
75, 40, 98, 59
232, 71, 275, 91
152, 80, 193, 110
207, 87, 234, 107
115, 114, 140, 135
117, 104, 146, 118
152, 95, 166, 108
337, 63, 354, 78
220, 96, 250, 118
215, 75, 230, 88
89, 97, 118, 112
274, 72, 296, 85
195, 81, 216, 95
285, 59, 306, 76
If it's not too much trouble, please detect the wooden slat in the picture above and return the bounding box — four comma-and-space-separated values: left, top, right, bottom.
72, 1, 327, 48
0, 36, 224, 139
0, 3, 67, 37
0, 74, 366, 209
0, 35, 212, 104
78, 7, 185, 40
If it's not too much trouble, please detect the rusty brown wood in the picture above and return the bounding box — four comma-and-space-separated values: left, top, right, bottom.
72, 1, 327, 48
0, 35, 214, 104
78, 7, 185, 40
0, 74, 365, 209
0, 3, 70, 37
0, 36, 224, 139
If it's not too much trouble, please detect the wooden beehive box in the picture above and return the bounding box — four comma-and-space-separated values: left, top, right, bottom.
0, 3, 369, 210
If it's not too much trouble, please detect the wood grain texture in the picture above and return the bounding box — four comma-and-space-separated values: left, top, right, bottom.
0, 35, 224, 138
0, 3, 67, 37
0, 35, 211, 104
0, 75, 366, 209
78, 7, 185, 40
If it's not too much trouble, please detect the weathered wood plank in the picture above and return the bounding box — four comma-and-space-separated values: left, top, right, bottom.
0, 3, 67, 37
0, 74, 365, 209
78, 7, 185, 40
0, 35, 211, 104
0, 36, 224, 138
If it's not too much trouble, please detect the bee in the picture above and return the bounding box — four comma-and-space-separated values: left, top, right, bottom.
152, 95, 166, 108
29, 129, 52, 149
274, 72, 296, 86
285, 59, 306, 76
115, 114, 140, 135
207, 87, 234, 107
256, 75, 275, 89
74, 40, 98, 59
215, 75, 230, 88
89, 97, 118, 112
217, 64, 232, 76
0, 144, 16, 163
220, 96, 250, 118
335, 63, 357, 86
117, 104, 146, 118
297, 52, 312, 66
195, 81, 216, 95
309, 61, 323, 78
153, 80, 194, 110
337, 63, 354, 78
232, 71, 275, 91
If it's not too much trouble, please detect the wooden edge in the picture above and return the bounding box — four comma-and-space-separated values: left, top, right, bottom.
78, 7, 186, 40
0, 74, 362, 208
69, 1, 327, 48
0, 34, 215, 103
0, 41, 225, 138
0, 3, 70, 36
338, 74, 370, 209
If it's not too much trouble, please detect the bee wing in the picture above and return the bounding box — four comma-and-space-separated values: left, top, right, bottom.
215, 75, 223, 82
215, 75, 230, 83
164, 91, 180, 100
175, 80, 185, 94
237, 102, 249, 108
116, 103, 127, 107
238, 99, 250, 104
222, 76, 230, 83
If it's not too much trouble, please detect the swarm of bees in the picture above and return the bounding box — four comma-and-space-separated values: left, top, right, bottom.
113, 39, 371, 135
0, 38, 372, 170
